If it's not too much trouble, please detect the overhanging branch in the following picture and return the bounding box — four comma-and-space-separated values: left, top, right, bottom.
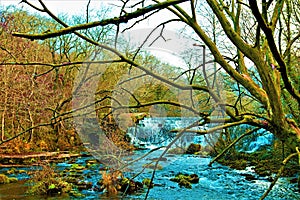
12, 0, 188, 40
171, 118, 250, 134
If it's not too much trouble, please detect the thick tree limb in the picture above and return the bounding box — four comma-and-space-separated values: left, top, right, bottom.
249, 0, 300, 105
170, 117, 252, 134
12, 0, 188, 40
178, 1, 270, 109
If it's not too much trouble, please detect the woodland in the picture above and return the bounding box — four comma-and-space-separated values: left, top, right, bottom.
0, 0, 299, 199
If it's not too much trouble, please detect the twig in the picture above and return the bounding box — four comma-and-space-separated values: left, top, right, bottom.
12, 0, 189, 40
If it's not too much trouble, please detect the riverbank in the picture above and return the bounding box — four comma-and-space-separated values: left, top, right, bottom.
0, 151, 89, 167
217, 148, 300, 178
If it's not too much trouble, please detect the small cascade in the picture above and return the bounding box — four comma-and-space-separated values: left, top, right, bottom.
245, 131, 274, 153
126, 117, 215, 149
230, 125, 274, 152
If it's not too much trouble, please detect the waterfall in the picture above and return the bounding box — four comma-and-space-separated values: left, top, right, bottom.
127, 118, 274, 152
126, 117, 213, 149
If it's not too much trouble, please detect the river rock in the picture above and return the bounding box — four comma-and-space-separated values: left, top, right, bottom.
186, 143, 201, 154
178, 179, 192, 189
142, 178, 154, 188
241, 173, 256, 181
0, 174, 9, 184
170, 173, 199, 189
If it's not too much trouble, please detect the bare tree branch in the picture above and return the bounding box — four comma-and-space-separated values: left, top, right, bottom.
12, 0, 188, 40
208, 127, 261, 166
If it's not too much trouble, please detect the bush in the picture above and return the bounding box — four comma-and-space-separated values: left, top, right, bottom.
98, 170, 143, 195
26, 164, 74, 196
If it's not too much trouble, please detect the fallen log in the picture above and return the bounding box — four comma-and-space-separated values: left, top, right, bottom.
0, 152, 91, 167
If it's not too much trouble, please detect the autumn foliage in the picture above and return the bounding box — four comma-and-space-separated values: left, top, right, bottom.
0, 9, 81, 153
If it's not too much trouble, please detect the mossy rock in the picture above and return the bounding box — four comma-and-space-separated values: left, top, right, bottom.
178, 179, 192, 189
168, 147, 186, 154
170, 173, 189, 183
8, 177, 18, 183
0, 174, 17, 184
170, 173, 199, 188
18, 170, 27, 174
142, 178, 154, 188
85, 159, 101, 166
142, 163, 163, 170
70, 164, 86, 171
0, 174, 9, 184
186, 143, 201, 154
219, 159, 247, 170
150, 157, 167, 162
6, 168, 17, 175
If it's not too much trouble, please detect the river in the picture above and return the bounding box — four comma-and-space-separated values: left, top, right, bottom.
0, 149, 299, 200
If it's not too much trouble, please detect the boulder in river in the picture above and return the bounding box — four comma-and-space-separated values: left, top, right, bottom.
170, 173, 199, 189
186, 143, 201, 154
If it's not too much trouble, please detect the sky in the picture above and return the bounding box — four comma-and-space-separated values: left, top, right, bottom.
0, 0, 203, 70
0, 0, 99, 16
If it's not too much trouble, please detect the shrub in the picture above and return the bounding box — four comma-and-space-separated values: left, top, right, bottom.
26, 164, 74, 196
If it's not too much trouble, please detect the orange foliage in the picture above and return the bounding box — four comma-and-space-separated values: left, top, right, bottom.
100, 171, 123, 195
0, 10, 80, 152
